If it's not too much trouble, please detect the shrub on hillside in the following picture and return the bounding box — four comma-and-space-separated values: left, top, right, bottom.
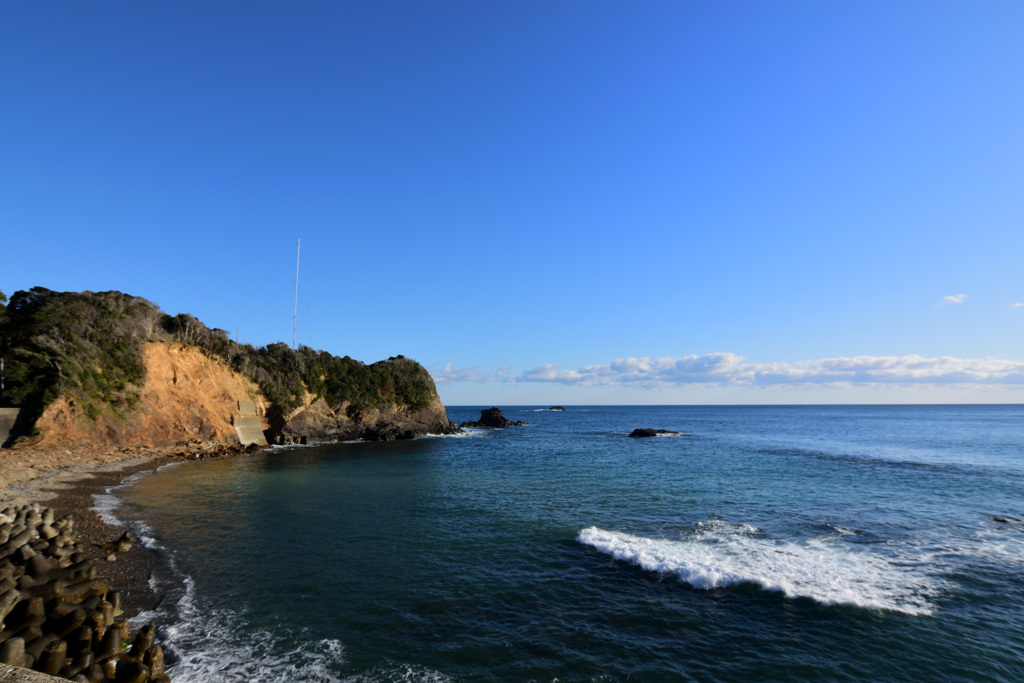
0, 287, 158, 424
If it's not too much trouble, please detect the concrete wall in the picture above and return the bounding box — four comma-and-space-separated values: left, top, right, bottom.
0, 408, 21, 448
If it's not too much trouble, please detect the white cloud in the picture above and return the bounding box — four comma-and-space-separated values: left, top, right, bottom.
431, 363, 511, 384
1012, 302, 1024, 308
434, 354, 1024, 390
939, 293, 968, 305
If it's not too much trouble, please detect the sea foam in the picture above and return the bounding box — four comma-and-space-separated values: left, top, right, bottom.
578, 524, 943, 615
162, 574, 451, 683
91, 472, 164, 552
90, 462, 452, 682
160, 576, 348, 683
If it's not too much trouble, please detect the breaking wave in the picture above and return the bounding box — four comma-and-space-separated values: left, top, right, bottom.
159, 571, 452, 682
578, 523, 946, 615
93, 468, 448, 682
161, 576, 347, 683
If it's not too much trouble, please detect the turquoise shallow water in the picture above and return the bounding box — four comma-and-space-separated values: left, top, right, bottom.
110, 405, 1024, 682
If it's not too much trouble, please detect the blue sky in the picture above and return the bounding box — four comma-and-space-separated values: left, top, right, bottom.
2, 2, 1022, 404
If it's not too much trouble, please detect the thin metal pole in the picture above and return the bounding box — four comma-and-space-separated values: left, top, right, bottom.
293, 238, 300, 350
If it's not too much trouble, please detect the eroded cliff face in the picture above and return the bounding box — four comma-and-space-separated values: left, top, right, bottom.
277, 393, 461, 444
26, 342, 268, 448
22, 342, 458, 449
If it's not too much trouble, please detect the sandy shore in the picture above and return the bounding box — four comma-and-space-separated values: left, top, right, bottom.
0, 445, 165, 509
0, 441, 262, 621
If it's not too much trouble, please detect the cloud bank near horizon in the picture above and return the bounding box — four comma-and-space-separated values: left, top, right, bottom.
432, 354, 1024, 390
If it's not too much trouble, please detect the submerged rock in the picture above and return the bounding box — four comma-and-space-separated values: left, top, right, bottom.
628, 428, 681, 438
460, 407, 528, 429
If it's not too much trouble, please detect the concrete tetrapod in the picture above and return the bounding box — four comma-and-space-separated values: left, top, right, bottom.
0, 503, 171, 682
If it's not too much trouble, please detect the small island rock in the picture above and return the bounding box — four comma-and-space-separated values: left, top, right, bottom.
460, 407, 528, 428
628, 428, 681, 438
550, 406, 566, 411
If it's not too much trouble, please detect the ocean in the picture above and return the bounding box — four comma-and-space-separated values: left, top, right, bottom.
102, 405, 1024, 682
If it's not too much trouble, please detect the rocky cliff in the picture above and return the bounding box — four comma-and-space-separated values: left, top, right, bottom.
25, 343, 268, 448
0, 288, 459, 449
22, 342, 460, 448
277, 394, 460, 444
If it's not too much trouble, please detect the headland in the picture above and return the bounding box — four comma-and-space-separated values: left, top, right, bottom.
0, 287, 461, 680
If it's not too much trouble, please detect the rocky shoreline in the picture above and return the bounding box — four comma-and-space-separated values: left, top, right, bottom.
276, 398, 462, 444
0, 440, 279, 682
0, 405, 467, 681
0, 498, 168, 681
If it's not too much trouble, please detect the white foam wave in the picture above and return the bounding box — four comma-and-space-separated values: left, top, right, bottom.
90, 491, 124, 527
578, 525, 944, 615
455, 427, 491, 436
271, 443, 319, 451
345, 663, 454, 682
161, 576, 348, 683
969, 524, 1024, 566
91, 470, 167, 555
90, 465, 446, 681
93, 495, 348, 681
90, 468, 154, 526
158, 573, 452, 683
421, 430, 481, 439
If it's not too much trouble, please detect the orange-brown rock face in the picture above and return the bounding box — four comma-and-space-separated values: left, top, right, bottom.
28, 343, 268, 448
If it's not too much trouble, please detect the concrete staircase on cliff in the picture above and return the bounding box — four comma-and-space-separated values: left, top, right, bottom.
0, 408, 21, 448
233, 400, 268, 447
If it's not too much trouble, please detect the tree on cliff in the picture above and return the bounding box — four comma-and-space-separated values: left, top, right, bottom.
0, 288, 157, 423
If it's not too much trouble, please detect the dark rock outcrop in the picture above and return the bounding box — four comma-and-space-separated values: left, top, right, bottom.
628, 428, 681, 438
549, 406, 566, 411
275, 397, 461, 444
459, 407, 527, 429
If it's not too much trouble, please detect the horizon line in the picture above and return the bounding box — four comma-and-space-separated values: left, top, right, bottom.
443, 402, 1024, 407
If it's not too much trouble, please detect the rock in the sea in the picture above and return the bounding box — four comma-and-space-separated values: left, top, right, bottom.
549, 406, 566, 411
628, 428, 681, 438
460, 407, 528, 429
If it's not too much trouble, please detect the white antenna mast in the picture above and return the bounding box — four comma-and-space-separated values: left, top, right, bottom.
293, 238, 300, 350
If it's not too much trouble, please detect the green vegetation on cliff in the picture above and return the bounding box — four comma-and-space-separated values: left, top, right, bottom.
0, 288, 156, 425
0, 287, 437, 432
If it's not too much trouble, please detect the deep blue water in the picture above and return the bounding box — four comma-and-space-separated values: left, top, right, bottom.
109, 405, 1024, 682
